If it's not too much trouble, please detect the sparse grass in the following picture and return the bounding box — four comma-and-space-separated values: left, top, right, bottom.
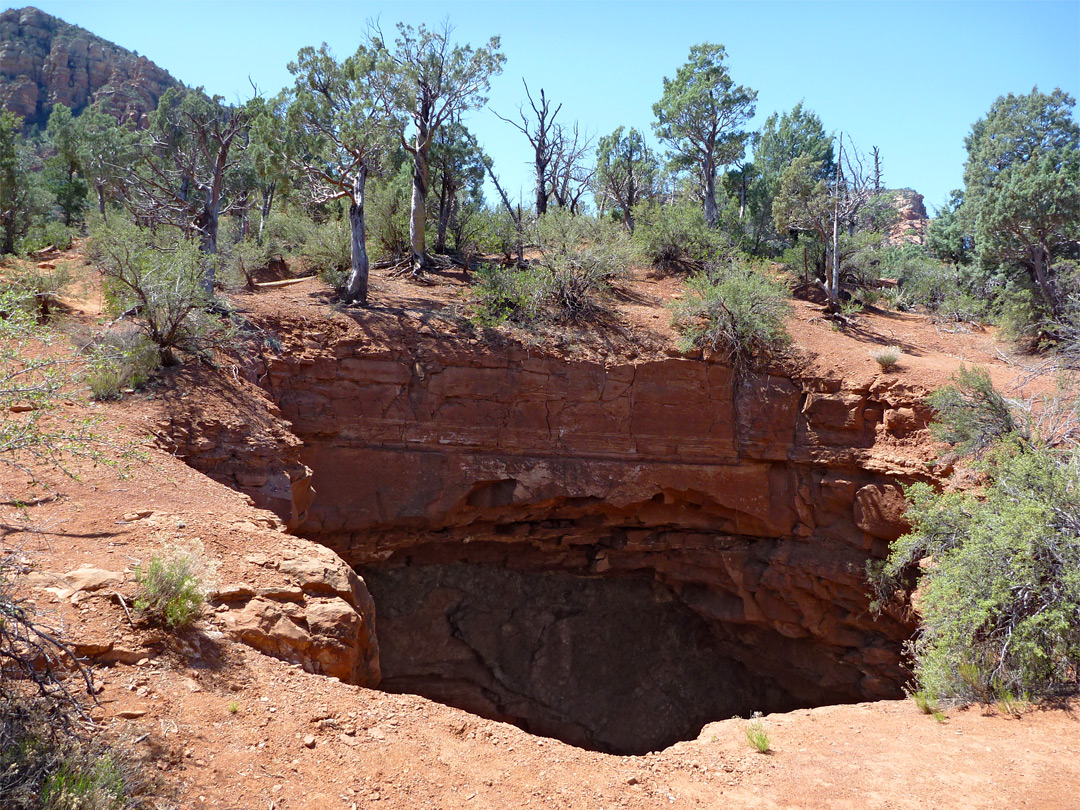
871, 345, 901, 371
85, 331, 160, 400
133, 542, 215, 630
912, 689, 946, 722
744, 714, 771, 754
995, 690, 1030, 718
841, 297, 864, 317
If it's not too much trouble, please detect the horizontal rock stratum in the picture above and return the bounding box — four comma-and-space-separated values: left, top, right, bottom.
166, 299, 939, 752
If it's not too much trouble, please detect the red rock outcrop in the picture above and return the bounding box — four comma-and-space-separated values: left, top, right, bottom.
0, 6, 180, 128
887, 189, 929, 246
238, 320, 936, 751
151, 366, 315, 531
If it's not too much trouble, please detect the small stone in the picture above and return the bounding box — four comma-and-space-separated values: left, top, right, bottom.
627, 776, 639, 786
302, 735, 316, 749
117, 709, 148, 719
214, 583, 256, 601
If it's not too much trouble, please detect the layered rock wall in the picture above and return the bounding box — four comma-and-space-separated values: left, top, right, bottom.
253, 335, 933, 745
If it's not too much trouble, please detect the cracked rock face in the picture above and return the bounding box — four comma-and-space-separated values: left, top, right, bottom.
0, 7, 180, 128
249, 329, 933, 750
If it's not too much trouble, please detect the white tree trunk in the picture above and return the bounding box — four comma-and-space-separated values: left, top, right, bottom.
409, 147, 429, 271
345, 168, 370, 305
703, 159, 718, 226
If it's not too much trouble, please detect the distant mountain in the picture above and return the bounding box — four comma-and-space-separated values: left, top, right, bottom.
0, 6, 181, 128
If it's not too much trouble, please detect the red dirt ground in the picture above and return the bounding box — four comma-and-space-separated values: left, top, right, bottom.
2, 249, 1077, 809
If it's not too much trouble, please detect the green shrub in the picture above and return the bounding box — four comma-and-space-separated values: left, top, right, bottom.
216, 228, 280, 290
631, 200, 724, 268
85, 331, 159, 400
744, 715, 771, 753
133, 543, 213, 630
261, 205, 318, 257
88, 221, 227, 365
881, 444, 1080, 704
670, 259, 791, 370
894, 250, 985, 323
779, 243, 825, 285
475, 205, 526, 263
879, 285, 910, 311
1, 709, 138, 810
926, 365, 1026, 456
304, 217, 352, 290
41, 754, 126, 810
470, 262, 541, 325
18, 221, 78, 255
366, 164, 413, 261
2, 557, 153, 810
530, 209, 638, 319
9, 261, 72, 321
470, 212, 637, 324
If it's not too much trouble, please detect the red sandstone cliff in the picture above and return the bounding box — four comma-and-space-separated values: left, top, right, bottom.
0, 6, 180, 127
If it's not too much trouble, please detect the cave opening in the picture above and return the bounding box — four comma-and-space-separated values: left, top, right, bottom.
361, 555, 827, 755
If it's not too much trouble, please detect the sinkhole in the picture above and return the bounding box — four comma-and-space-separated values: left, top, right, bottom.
360, 559, 830, 755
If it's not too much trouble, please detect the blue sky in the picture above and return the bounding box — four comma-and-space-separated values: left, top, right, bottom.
27, 1, 1080, 213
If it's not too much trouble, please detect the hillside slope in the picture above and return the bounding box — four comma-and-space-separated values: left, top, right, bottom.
3, 247, 1077, 809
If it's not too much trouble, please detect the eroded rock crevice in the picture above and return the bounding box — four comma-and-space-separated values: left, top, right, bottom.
213, 324, 939, 751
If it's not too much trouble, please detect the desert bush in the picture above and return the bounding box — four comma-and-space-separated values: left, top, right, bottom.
85, 330, 159, 400
470, 262, 542, 325
779, 242, 825, 285
530, 209, 638, 319
470, 211, 637, 324
0, 286, 92, 473
879, 285, 909, 311
133, 543, 214, 630
18, 221, 78, 255
631, 200, 724, 268
215, 227, 279, 290
880, 443, 1080, 704
366, 164, 413, 261
926, 365, 1026, 456
670, 259, 791, 370
88, 221, 228, 365
304, 216, 352, 290
894, 250, 985, 323
875, 367, 1080, 705
260, 205, 318, 257
8, 261, 72, 321
476, 204, 526, 264
871, 345, 901, 370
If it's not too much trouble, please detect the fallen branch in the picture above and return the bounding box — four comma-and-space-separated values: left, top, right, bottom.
253, 276, 318, 289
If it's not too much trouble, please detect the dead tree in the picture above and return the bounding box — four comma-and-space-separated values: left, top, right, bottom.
547, 121, 595, 214
493, 80, 561, 216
